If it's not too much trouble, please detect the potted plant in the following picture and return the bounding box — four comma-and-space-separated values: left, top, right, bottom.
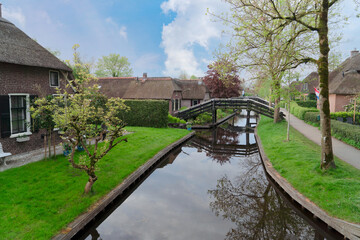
62, 142, 71, 156
77, 143, 84, 151
186, 121, 192, 131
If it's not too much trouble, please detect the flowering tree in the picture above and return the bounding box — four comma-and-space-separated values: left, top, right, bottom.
33, 67, 129, 193
203, 60, 242, 98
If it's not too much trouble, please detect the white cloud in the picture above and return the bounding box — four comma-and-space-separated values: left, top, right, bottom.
119, 26, 127, 40
3, 6, 26, 28
160, 0, 227, 77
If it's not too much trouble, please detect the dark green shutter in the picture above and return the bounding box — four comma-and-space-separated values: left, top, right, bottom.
0, 95, 10, 138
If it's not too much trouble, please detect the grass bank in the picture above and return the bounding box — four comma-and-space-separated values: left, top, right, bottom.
0, 127, 189, 239
257, 116, 360, 224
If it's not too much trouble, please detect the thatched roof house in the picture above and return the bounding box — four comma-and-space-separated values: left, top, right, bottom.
0, 4, 72, 157
97, 74, 210, 114
327, 50, 360, 112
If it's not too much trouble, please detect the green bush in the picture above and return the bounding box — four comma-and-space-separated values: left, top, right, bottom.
330, 112, 360, 124
295, 100, 317, 108
168, 114, 186, 124
119, 100, 168, 128
290, 101, 319, 120
304, 112, 320, 124
194, 112, 212, 125
331, 120, 360, 149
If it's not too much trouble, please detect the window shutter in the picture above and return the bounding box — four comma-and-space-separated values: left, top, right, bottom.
0, 95, 11, 138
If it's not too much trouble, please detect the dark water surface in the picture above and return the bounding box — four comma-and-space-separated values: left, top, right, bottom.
80, 116, 341, 240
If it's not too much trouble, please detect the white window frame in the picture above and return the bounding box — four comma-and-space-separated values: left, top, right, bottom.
8, 94, 32, 138
49, 70, 60, 87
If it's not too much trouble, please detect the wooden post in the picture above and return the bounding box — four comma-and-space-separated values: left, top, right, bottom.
246, 110, 251, 128
44, 134, 47, 159
354, 99, 357, 124
212, 100, 217, 125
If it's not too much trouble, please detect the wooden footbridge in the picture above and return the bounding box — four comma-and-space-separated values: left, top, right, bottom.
176, 97, 284, 124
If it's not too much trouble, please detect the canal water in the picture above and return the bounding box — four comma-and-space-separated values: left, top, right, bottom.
78, 115, 341, 240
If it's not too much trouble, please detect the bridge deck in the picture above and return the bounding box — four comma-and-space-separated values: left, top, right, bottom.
176, 97, 283, 120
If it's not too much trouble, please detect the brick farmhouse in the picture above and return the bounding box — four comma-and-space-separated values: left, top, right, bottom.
0, 8, 73, 156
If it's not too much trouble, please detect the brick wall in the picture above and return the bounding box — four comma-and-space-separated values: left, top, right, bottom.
0, 62, 67, 96
0, 62, 69, 155
0, 130, 63, 155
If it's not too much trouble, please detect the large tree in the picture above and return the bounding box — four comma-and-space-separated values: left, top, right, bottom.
219, 0, 346, 169
95, 53, 133, 77
203, 59, 242, 98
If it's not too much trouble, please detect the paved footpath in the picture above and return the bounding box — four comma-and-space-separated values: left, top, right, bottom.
281, 108, 360, 170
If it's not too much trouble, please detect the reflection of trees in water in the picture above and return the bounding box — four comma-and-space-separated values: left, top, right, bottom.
208, 156, 315, 240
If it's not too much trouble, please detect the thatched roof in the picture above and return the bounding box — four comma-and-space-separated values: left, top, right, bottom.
97, 77, 209, 100
329, 53, 360, 95
123, 78, 176, 99
0, 17, 71, 71
175, 79, 210, 99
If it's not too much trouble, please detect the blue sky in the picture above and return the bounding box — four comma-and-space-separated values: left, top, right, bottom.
1, 0, 360, 80
1, 0, 228, 78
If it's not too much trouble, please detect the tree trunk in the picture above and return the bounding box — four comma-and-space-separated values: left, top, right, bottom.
48, 131, 52, 158
287, 98, 290, 141
84, 175, 97, 194
318, 0, 335, 169
273, 78, 281, 123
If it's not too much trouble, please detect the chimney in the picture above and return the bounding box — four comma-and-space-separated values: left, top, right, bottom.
142, 73, 147, 82
351, 49, 359, 58
0, 3, 2, 18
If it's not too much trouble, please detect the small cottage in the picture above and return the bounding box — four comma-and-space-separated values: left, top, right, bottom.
0, 5, 73, 157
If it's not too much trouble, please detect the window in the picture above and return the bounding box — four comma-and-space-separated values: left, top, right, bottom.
9, 94, 31, 137
50, 71, 59, 87
172, 99, 181, 111
192, 99, 199, 106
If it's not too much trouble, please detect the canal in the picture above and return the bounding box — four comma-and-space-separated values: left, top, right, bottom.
76, 115, 342, 240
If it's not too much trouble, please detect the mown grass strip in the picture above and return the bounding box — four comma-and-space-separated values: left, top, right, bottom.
0, 127, 189, 239
257, 116, 360, 224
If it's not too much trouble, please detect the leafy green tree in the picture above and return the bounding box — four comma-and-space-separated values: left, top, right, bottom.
95, 53, 133, 77
65, 44, 93, 79
33, 67, 129, 193
216, 0, 350, 169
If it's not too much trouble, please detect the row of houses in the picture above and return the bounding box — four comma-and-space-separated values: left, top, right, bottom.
0, 10, 210, 158
97, 74, 210, 114
294, 50, 360, 112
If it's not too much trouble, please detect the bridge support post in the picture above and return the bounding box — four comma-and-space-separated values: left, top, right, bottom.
212, 100, 217, 125
246, 110, 251, 128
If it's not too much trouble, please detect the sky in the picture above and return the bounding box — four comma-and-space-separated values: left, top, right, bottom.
1, 0, 360, 80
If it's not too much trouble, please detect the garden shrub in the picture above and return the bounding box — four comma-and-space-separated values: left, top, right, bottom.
290, 101, 319, 120
331, 120, 360, 149
330, 112, 360, 124
304, 112, 320, 124
194, 112, 212, 125
295, 100, 317, 108
119, 100, 168, 128
168, 114, 186, 124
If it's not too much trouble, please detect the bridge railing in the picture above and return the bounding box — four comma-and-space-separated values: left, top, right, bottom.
176, 97, 282, 120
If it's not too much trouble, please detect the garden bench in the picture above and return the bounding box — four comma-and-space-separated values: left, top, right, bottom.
0, 143, 11, 165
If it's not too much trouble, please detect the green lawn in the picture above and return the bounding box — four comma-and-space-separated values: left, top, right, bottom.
0, 127, 189, 239
257, 116, 360, 224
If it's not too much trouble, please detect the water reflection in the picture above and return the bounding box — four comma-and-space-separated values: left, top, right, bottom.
208, 155, 314, 239
76, 115, 339, 240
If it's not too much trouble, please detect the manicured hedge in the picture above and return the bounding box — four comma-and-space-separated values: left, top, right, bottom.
304, 112, 320, 124
290, 101, 319, 120
295, 100, 317, 108
331, 120, 360, 149
330, 112, 360, 125
120, 100, 168, 128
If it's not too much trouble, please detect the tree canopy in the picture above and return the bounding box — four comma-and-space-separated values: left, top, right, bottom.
203, 59, 242, 98
95, 53, 133, 77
